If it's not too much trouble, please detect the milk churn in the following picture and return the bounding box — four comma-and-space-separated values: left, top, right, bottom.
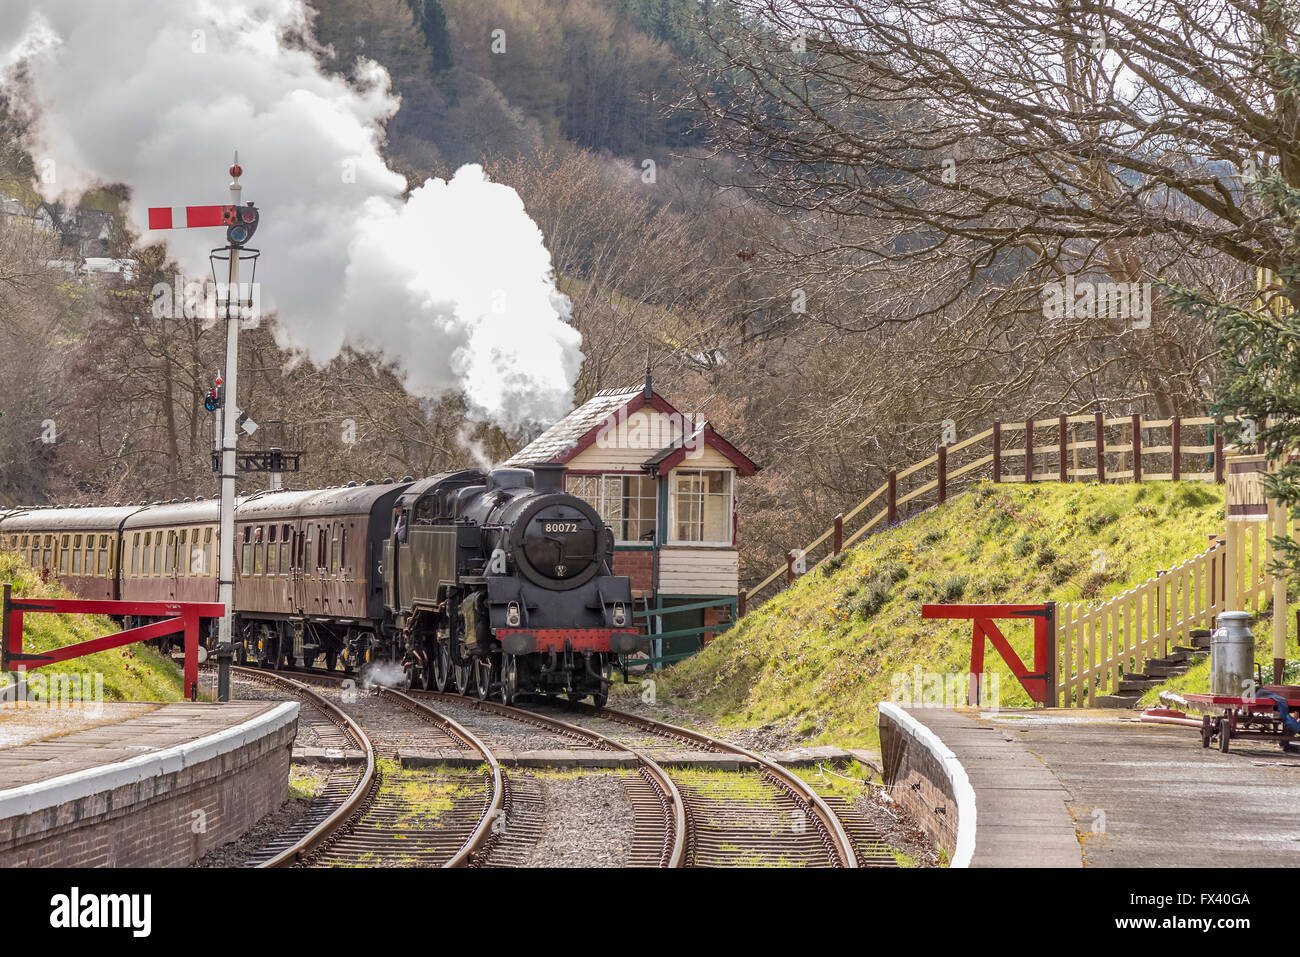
1211, 611, 1256, 697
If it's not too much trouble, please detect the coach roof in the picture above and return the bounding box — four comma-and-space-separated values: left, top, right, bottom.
0, 505, 144, 532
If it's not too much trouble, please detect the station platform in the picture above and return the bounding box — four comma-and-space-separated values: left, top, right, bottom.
879, 703, 1300, 867
0, 700, 298, 867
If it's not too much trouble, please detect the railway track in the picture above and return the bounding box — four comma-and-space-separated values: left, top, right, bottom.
260, 668, 684, 868
407, 688, 685, 868
229, 665, 501, 868
233, 664, 872, 868
528, 701, 867, 868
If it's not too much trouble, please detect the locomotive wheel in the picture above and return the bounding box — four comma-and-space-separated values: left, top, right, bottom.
454, 660, 474, 695
432, 644, 452, 693
236, 642, 248, 666
501, 655, 518, 705
590, 657, 611, 709
325, 650, 338, 672
476, 656, 497, 700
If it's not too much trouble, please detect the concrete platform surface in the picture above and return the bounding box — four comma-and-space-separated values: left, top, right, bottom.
0, 699, 300, 866
0, 700, 291, 793
908, 706, 1300, 867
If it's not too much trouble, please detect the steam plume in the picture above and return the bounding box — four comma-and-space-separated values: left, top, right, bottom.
0, 0, 581, 433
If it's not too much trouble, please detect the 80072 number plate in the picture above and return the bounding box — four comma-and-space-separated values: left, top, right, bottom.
544, 522, 580, 533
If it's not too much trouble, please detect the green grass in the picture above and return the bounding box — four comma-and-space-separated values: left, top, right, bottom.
0, 551, 185, 702
618, 480, 1226, 749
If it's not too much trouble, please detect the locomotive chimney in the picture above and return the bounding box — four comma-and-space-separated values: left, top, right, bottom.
532, 462, 567, 494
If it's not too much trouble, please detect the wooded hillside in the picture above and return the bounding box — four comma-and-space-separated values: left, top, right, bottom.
1, 0, 1283, 588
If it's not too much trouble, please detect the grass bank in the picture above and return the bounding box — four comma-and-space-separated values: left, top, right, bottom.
0, 551, 185, 702
620, 481, 1226, 748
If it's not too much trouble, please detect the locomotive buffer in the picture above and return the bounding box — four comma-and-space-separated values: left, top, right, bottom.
149, 155, 261, 701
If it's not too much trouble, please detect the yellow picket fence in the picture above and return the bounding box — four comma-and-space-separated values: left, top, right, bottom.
1054, 521, 1272, 706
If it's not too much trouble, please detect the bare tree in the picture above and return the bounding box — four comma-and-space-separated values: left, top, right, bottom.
686, 0, 1297, 414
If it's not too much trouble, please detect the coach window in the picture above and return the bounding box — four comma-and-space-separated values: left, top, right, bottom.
341, 525, 349, 575
280, 525, 291, 575
330, 523, 340, 574
59, 535, 69, 574
84, 537, 93, 574
99, 535, 109, 576
318, 525, 327, 570
130, 533, 140, 576
253, 526, 265, 575
164, 531, 175, 574
42, 536, 51, 569
204, 527, 214, 575
152, 531, 163, 575
71, 535, 82, 575
143, 532, 153, 576
304, 525, 314, 575
269, 524, 279, 571
241, 527, 252, 576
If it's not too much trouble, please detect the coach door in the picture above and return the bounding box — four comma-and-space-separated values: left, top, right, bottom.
291, 521, 309, 615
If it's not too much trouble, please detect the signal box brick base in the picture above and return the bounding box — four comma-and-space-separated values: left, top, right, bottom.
0, 700, 298, 867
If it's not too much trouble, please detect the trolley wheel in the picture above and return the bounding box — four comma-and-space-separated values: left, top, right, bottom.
1200, 714, 1213, 749
1219, 716, 1232, 753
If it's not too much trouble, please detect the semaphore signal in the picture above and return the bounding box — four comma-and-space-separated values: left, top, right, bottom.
146, 153, 260, 703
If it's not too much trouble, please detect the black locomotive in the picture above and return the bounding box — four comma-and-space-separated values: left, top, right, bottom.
0, 463, 643, 706
385, 464, 639, 705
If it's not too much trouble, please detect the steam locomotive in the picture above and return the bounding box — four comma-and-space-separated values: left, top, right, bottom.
0, 463, 642, 705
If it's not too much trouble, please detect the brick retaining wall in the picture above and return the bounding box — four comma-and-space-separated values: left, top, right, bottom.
0, 703, 297, 867
877, 702, 974, 866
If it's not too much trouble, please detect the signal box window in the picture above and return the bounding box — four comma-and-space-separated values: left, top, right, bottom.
669, 469, 734, 545
568, 473, 657, 543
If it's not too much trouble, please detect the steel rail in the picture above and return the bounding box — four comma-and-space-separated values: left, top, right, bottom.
374, 686, 504, 868
230, 666, 376, 868
410, 688, 686, 868
566, 703, 860, 868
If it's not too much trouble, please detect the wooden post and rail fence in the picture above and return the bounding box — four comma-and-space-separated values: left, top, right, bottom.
742, 412, 1246, 613
738, 412, 1294, 708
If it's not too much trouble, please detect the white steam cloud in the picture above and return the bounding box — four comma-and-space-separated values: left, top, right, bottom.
0, 0, 581, 433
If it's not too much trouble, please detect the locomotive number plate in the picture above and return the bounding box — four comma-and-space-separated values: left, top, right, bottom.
544, 522, 580, 533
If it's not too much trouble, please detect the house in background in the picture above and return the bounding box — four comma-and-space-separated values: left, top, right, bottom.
502, 376, 758, 664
